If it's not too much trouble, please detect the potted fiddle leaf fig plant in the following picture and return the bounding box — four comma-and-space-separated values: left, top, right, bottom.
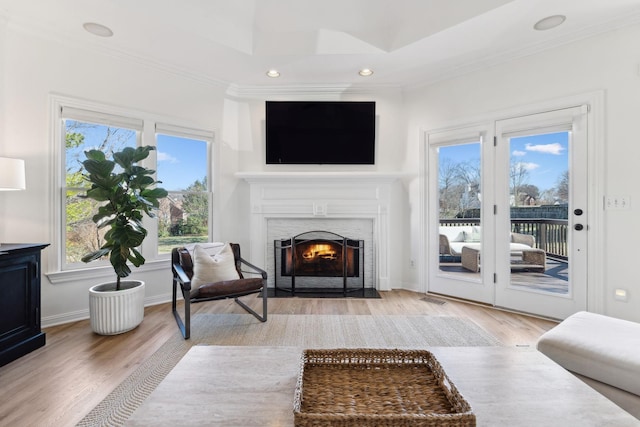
81, 145, 168, 335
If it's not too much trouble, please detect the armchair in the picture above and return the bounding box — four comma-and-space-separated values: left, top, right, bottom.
171, 243, 267, 339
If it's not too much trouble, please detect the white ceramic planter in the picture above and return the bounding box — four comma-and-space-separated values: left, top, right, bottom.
89, 280, 145, 335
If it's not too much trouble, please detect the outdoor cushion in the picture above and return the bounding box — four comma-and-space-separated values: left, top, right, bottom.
449, 241, 532, 255
439, 226, 468, 243
464, 226, 482, 242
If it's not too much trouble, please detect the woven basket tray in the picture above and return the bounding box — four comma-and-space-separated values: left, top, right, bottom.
293, 348, 476, 427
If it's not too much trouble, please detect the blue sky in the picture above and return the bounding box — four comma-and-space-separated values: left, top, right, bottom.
65, 121, 207, 192
439, 131, 568, 192
510, 132, 568, 192
156, 134, 208, 191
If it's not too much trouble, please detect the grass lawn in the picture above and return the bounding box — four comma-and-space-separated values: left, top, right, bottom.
158, 235, 208, 254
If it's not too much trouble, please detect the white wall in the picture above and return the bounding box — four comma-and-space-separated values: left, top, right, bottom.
403, 24, 640, 322
0, 25, 409, 326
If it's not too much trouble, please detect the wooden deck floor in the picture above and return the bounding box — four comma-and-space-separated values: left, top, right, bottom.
440, 258, 569, 294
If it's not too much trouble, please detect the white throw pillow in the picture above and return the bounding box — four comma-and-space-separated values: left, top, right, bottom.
191, 244, 240, 294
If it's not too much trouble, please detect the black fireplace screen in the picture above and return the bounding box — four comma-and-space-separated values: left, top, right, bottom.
280, 238, 359, 277
274, 230, 365, 295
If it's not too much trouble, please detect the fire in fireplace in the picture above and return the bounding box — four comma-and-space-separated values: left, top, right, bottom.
274, 230, 365, 296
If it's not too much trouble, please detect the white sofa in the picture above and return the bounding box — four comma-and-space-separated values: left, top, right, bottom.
537, 311, 640, 419
439, 225, 535, 256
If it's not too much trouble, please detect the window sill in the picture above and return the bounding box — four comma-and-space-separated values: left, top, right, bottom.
46, 258, 170, 285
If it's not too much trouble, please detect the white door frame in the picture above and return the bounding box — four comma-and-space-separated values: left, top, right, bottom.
423, 122, 494, 304
494, 106, 588, 319
419, 91, 605, 319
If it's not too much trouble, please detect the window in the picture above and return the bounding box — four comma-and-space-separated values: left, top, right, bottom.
53, 97, 213, 277
62, 107, 141, 267
155, 124, 211, 255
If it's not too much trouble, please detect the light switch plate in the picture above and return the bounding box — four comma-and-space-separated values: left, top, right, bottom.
605, 195, 630, 210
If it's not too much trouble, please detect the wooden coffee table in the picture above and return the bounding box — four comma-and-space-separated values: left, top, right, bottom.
125, 346, 639, 426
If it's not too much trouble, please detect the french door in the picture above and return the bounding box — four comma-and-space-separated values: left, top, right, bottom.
426, 106, 588, 319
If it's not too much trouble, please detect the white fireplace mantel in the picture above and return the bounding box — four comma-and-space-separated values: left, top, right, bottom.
237, 172, 403, 291
236, 171, 403, 184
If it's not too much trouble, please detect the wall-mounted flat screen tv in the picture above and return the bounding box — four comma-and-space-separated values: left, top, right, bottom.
266, 101, 375, 165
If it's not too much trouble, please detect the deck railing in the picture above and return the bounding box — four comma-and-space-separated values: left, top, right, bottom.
439, 218, 568, 260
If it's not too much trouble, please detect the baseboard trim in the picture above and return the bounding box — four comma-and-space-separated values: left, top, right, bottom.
42, 293, 174, 328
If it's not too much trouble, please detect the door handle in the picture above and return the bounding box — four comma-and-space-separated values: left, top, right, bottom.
574, 224, 584, 231
574, 209, 583, 216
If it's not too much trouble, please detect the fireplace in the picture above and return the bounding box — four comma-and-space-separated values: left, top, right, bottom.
238, 172, 400, 292
274, 231, 364, 296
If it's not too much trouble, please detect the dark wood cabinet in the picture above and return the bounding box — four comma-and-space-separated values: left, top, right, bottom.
0, 243, 49, 367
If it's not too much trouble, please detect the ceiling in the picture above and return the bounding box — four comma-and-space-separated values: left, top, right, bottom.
2, 0, 640, 90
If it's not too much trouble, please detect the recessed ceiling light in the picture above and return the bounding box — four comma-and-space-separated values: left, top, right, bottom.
359, 69, 374, 77
266, 69, 280, 78
534, 15, 566, 31
83, 22, 114, 37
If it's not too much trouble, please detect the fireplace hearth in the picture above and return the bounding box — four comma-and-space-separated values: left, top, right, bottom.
274, 231, 366, 296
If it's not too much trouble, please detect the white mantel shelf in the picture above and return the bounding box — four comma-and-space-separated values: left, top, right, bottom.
235, 171, 407, 183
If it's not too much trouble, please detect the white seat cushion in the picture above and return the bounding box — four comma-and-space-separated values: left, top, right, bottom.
537, 311, 640, 396
452, 242, 533, 254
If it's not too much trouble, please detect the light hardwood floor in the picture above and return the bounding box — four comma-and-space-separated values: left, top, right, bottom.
0, 290, 557, 427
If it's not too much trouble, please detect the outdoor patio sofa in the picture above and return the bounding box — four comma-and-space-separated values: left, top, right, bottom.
439, 225, 546, 272
439, 225, 536, 257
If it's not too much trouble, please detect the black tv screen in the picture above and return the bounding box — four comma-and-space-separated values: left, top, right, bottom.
266, 101, 375, 164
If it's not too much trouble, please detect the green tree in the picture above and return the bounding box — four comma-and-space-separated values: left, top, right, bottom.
554, 170, 569, 204
181, 178, 208, 235
510, 162, 530, 206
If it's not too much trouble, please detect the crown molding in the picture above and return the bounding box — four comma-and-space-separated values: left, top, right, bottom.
225, 83, 403, 99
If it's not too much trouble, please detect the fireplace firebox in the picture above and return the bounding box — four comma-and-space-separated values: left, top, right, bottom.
274, 231, 364, 296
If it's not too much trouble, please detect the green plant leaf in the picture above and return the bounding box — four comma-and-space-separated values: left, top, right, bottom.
128, 247, 145, 267
132, 145, 155, 162
86, 187, 113, 202
84, 149, 106, 161
81, 248, 111, 263
142, 188, 169, 199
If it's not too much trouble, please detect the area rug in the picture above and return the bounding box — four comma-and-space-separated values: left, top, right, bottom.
77, 313, 501, 426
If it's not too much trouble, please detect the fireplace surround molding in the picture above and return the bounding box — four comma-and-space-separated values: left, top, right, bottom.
237, 172, 402, 291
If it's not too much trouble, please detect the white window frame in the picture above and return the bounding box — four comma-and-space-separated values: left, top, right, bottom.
47, 94, 215, 284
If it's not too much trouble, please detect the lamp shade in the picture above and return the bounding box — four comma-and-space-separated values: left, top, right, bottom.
0, 157, 26, 191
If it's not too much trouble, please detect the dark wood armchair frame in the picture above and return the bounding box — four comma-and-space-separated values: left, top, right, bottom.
171, 243, 267, 339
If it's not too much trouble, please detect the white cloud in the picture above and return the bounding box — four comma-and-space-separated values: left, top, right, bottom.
512, 150, 526, 156
157, 151, 178, 163
516, 161, 540, 171
525, 143, 564, 155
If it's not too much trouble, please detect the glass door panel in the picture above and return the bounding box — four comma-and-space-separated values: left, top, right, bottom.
508, 132, 569, 295
427, 132, 493, 305
437, 143, 482, 277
